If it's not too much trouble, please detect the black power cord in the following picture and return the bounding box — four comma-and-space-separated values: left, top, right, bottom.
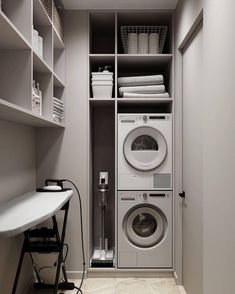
60, 179, 86, 294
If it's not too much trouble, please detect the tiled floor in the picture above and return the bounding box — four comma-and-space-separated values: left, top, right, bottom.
58, 278, 186, 294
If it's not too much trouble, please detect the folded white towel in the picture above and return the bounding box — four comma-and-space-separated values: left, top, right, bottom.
53, 114, 62, 123
123, 92, 170, 98
118, 75, 164, 87
53, 104, 64, 111
53, 110, 64, 118
53, 97, 64, 106
119, 85, 165, 96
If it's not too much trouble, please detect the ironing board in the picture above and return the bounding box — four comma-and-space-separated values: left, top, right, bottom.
0, 190, 73, 237
0, 190, 74, 293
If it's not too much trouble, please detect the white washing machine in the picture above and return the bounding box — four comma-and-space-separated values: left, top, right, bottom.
117, 191, 172, 268
118, 114, 172, 190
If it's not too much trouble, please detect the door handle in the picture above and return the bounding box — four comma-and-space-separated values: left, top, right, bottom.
179, 191, 185, 199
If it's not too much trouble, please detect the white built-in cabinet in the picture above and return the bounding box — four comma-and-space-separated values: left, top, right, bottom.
88, 11, 174, 271
0, 0, 65, 127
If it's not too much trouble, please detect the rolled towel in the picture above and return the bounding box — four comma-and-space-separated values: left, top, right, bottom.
138, 33, 148, 54
119, 85, 165, 96
149, 33, 160, 54
123, 92, 170, 98
118, 75, 164, 87
128, 33, 138, 54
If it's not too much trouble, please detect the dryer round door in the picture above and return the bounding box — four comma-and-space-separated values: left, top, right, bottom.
123, 126, 167, 171
124, 205, 166, 248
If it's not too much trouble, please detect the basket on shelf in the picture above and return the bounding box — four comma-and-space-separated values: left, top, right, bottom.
40, 0, 52, 19
52, 0, 63, 41
121, 26, 168, 54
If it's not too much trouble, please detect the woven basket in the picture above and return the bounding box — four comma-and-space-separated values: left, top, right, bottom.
52, 0, 63, 40
40, 0, 52, 19
121, 26, 168, 54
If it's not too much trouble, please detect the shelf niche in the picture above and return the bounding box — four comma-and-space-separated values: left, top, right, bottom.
117, 11, 173, 54
89, 55, 115, 99
117, 55, 173, 98
0, 49, 31, 110
89, 12, 115, 54
89, 103, 115, 267
33, 72, 53, 119
1, 0, 32, 44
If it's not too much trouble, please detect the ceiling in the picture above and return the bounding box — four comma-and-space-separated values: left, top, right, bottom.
61, 0, 179, 10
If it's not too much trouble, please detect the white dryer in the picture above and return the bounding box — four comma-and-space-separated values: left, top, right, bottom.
118, 114, 172, 190
117, 191, 172, 268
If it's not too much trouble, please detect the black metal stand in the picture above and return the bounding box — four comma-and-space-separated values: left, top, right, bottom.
12, 200, 75, 294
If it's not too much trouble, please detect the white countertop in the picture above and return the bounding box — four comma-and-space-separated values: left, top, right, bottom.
0, 190, 73, 237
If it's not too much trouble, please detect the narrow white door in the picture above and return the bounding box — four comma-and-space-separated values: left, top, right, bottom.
182, 22, 203, 294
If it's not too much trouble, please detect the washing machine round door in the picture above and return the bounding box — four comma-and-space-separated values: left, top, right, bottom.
124, 205, 166, 248
123, 126, 167, 171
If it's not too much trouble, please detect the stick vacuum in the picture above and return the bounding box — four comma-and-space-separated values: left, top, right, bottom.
90, 172, 114, 267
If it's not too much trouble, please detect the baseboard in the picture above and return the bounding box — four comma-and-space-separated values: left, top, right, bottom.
66, 271, 88, 279
87, 269, 174, 279
67, 269, 174, 279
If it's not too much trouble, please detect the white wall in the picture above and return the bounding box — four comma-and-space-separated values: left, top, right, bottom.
0, 120, 36, 293
203, 0, 235, 293
36, 11, 89, 275
176, 0, 235, 293
174, 0, 203, 285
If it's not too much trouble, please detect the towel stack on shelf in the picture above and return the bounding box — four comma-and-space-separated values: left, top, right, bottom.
53, 97, 64, 123
118, 75, 169, 98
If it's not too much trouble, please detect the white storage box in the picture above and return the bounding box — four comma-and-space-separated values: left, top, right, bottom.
92, 81, 113, 98
91, 72, 113, 81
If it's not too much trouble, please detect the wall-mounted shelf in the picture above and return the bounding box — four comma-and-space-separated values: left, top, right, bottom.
0, 99, 64, 128
33, 51, 52, 74
89, 98, 115, 107
0, 1, 65, 128
0, 11, 29, 49
53, 73, 65, 87
53, 27, 65, 49
117, 97, 173, 104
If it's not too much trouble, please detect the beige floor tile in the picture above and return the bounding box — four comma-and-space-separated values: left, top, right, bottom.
116, 278, 155, 294
27, 278, 184, 294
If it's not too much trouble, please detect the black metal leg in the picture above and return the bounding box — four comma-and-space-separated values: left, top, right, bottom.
53, 202, 70, 294
12, 246, 25, 294
52, 215, 69, 283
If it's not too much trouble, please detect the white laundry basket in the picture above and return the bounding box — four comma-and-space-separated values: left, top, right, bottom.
91, 71, 113, 98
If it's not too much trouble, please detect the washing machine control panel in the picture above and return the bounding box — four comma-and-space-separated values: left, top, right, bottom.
119, 114, 172, 123
119, 191, 170, 203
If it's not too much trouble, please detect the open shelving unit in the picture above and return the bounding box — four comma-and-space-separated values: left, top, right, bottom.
0, 0, 65, 128
88, 11, 175, 271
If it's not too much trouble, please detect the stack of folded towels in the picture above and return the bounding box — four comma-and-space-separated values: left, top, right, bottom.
53, 97, 64, 123
118, 74, 169, 98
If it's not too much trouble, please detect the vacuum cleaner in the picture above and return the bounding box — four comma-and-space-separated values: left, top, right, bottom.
90, 172, 114, 267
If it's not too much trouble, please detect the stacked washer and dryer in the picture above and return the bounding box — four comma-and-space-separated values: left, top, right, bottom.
117, 113, 173, 268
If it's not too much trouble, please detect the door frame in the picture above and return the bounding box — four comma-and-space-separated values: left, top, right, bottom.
174, 10, 203, 285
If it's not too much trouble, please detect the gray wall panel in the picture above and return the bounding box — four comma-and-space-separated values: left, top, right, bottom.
0, 120, 36, 293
